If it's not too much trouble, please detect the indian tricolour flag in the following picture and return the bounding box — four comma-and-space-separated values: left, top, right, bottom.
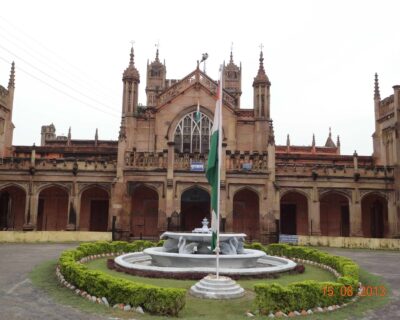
195, 99, 201, 122
206, 66, 223, 251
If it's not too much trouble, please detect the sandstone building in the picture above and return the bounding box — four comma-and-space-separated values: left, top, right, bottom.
0, 48, 399, 242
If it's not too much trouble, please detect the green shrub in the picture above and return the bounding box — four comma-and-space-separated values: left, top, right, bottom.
254, 243, 360, 314
58, 241, 186, 316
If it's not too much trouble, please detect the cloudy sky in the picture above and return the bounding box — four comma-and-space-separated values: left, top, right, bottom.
0, 0, 399, 155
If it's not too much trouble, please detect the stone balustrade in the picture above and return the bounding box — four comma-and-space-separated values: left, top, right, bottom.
126, 151, 167, 170
276, 163, 394, 179
0, 157, 116, 172
226, 151, 269, 173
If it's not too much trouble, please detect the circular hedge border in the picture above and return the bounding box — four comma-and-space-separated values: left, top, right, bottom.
57, 241, 362, 318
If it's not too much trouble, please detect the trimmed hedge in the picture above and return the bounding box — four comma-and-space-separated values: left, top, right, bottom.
248, 243, 360, 314
58, 241, 185, 316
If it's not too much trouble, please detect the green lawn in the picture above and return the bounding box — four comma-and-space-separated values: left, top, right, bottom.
29, 258, 390, 320
85, 257, 336, 290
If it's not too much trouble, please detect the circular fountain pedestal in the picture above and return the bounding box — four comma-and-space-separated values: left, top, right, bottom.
190, 275, 244, 299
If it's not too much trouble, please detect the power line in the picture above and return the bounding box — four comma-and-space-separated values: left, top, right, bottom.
0, 26, 119, 106
0, 55, 119, 117
0, 15, 120, 102
0, 44, 120, 113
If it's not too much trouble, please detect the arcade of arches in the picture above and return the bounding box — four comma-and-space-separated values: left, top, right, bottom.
0, 182, 392, 240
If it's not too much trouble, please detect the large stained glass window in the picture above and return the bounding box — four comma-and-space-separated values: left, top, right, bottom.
174, 112, 213, 153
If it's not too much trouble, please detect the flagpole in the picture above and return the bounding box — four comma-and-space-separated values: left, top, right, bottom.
215, 65, 223, 279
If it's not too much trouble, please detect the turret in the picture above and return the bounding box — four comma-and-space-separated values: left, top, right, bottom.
223, 50, 241, 108
252, 49, 271, 119
146, 48, 166, 107
122, 47, 140, 115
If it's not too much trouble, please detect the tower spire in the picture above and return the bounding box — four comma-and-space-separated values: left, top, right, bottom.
312, 133, 316, 147
286, 134, 290, 147
374, 73, 380, 100
129, 46, 135, 67
8, 61, 15, 89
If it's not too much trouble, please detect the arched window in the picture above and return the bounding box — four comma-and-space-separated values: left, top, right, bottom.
174, 111, 213, 153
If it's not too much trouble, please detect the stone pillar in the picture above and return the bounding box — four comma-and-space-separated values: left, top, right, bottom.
260, 182, 277, 244
309, 187, 321, 235
349, 189, 363, 237
388, 192, 398, 237
29, 191, 39, 229
22, 191, 34, 231
66, 182, 77, 231
165, 142, 176, 227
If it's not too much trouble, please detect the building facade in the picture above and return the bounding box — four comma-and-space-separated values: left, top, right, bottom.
0, 48, 399, 242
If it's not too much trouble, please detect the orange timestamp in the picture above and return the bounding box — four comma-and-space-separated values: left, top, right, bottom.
322, 285, 387, 297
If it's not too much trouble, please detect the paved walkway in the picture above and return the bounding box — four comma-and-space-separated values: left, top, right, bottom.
322, 247, 400, 319
0, 243, 110, 320
0, 243, 398, 319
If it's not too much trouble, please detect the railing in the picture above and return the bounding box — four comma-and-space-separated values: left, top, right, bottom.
0, 157, 116, 172
276, 163, 394, 179
126, 151, 167, 170
226, 151, 268, 173
174, 153, 208, 171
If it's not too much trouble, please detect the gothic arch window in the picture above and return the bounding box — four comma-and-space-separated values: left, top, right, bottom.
174, 111, 213, 153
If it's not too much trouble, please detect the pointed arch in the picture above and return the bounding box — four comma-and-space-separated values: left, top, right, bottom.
0, 185, 26, 230
233, 187, 260, 240
320, 191, 350, 237
130, 185, 159, 238
280, 191, 309, 235
37, 185, 69, 231
361, 192, 388, 238
180, 186, 210, 231
80, 186, 110, 231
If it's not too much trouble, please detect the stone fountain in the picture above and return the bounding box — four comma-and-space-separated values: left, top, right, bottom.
114, 218, 296, 299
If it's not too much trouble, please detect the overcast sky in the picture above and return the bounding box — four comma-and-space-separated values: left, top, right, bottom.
0, 0, 399, 155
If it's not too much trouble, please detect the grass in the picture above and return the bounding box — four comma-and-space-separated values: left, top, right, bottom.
86, 257, 336, 290
29, 258, 391, 320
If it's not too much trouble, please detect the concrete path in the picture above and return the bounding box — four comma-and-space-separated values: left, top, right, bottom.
0, 243, 110, 320
322, 247, 400, 319
0, 243, 398, 319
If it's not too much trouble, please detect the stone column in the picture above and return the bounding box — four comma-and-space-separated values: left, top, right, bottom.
22, 191, 34, 231
388, 192, 398, 237
165, 142, 176, 228
66, 181, 77, 231
309, 187, 321, 235
29, 189, 39, 229
349, 189, 363, 237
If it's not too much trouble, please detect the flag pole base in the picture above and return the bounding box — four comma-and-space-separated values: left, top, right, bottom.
189, 274, 244, 299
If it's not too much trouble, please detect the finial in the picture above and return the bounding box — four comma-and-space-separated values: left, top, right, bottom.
8, 61, 15, 89
129, 46, 135, 67
155, 41, 160, 62
374, 72, 380, 100
353, 150, 358, 157
337, 135, 341, 147
312, 133, 315, 147
196, 60, 200, 70
230, 42, 234, 63
329, 127, 332, 138
68, 127, 71, 139
286, 134, 290, 147
257, 44, 265, 74
95, 128, 98, 140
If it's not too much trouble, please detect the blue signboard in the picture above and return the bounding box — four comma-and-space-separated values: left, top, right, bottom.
191, 162, 204, 172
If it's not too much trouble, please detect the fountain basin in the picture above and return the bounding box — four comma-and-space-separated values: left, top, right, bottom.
143, 246, 266, 268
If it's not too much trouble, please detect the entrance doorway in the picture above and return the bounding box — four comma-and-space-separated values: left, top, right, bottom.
181, 187, 210, 231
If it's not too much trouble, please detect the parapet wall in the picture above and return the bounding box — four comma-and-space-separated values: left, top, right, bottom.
298, 235, 400, 250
